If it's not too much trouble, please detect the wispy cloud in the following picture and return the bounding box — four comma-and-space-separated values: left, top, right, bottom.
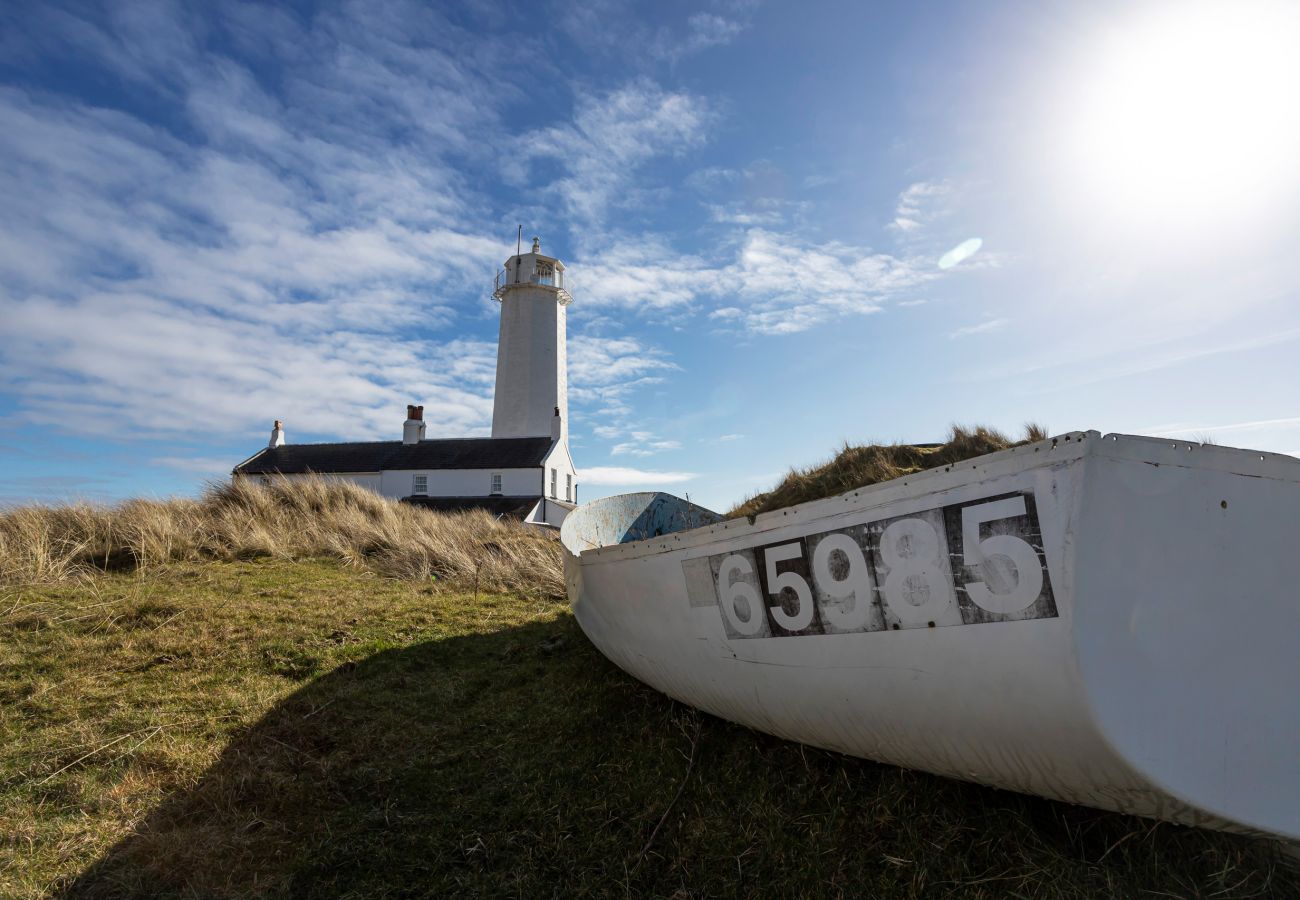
0, 473, 116, 506
611, 437, 682, 457
1148, 416, 1300, 438
152, 456, 240, 475
889, 180, 953, 235
0, 6, 694, 451
578, 229, 935, 334
510, 81, 712, 226
558, 4, 748, 67
948, 317, 1008, 339
660, 13, 746, 62
0, 1, 999, 510
581, 466, 697, 485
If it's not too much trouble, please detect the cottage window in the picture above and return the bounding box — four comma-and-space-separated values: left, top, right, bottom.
565, 473, 572, 502
413, 474, 428, 495
550, 468, 557, 499
491, 472, 503, 495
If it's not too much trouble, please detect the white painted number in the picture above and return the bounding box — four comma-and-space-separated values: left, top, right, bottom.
810, 533, 873, 630
961, 497, 1044, 614
764, 543, 814, 631
705, 492, 1056, 639
717, 554, 766, 636
879, 517, 956, 625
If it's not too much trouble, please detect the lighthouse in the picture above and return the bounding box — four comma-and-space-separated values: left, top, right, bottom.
491, 236, 570, 443
233, 234, 579, 528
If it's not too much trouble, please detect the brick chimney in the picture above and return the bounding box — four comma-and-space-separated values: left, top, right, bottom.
403, 404, 426, 445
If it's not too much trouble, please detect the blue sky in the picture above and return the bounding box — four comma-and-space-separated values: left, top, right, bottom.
3, 0, 1300, 511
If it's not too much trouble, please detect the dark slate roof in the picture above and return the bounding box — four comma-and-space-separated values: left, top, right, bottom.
401, 495, 543, 519
233, 437, 553, 475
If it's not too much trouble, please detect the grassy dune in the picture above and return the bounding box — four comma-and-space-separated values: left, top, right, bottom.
730, 424, 1049, 518
0, 476, 563, 598
2, 471, 1296, 896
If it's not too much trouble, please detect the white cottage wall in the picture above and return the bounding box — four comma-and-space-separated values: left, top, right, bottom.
381, 467, 543, 499
236, 472, 382, 491
541, 440, 578, 504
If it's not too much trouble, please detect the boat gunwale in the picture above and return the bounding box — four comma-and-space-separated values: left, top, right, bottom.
570, 430, 1300, 564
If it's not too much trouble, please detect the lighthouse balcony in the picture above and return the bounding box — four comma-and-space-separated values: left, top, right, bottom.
493, 266, 572, 305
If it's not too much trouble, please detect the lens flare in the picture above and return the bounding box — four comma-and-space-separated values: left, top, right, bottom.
938, 238, 982, 270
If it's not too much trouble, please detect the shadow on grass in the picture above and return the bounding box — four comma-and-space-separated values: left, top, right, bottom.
64, 613, 1293, 898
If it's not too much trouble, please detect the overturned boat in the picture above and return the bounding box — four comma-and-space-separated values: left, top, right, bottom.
561, 431, 1300, 841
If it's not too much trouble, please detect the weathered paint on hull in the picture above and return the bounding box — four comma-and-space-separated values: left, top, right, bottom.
560, 432, 1300, 841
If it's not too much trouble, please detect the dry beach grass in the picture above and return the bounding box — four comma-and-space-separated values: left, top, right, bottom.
0, 476, 564, 598
730, 423, 1049, 518
2, 445, 1296, 896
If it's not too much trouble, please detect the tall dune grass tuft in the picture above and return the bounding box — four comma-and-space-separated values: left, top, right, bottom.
0, 477, 563, 596
730, 423, 1050, 518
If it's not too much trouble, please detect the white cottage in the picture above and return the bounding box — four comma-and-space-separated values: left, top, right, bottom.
232, 238, 578, 528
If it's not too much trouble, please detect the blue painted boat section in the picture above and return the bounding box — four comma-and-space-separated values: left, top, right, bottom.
561, 492, 722, 553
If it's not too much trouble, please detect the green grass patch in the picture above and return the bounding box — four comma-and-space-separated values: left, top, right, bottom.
1, 559, 1293, 897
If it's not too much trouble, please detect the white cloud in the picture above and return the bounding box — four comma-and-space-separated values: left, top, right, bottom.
511, 81, 712, 226
0, 0, 991, 491
1149, 416, 1300, 437
0, 474, 117, 507
568, 334, 679, 387
948, 318, 1009, 339
576, 229, 934, 334
611, 439, 682, 457
670, 13, 746, 59
559, 6, 747, 67
889, 180, 953, 235
152, 456, 239, 475
706, 203, 786, 226
580, 466, 698, 485
0, 9, 695, 451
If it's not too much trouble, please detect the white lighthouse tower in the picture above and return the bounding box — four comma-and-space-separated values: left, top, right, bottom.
491, 236, 570, 442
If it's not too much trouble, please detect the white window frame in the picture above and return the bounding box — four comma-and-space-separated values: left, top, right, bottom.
490, 472, 503, 495
412, 474, 428, 495
550, 468, 557, 499
565, 473, 572, 502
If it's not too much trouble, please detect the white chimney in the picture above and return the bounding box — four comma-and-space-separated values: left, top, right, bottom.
403, 404, 425, 445
269, 420, 285, 448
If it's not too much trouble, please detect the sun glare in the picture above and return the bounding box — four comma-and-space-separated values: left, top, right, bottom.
1051, 0, 1300, 239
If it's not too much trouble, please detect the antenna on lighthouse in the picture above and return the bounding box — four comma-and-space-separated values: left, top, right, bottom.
516, 224, 522, 257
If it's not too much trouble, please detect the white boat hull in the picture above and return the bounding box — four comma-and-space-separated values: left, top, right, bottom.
561, 432, 1300, 840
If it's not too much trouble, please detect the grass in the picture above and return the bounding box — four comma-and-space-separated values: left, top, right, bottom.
0, 476, 563, 598
730, 424, 1049, 518
3, 557, 1294, 898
